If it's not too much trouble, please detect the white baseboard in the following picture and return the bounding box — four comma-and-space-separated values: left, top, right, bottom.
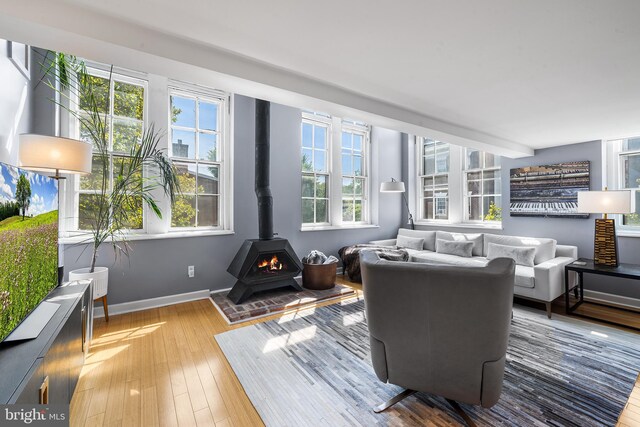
90, 284, 637, 319
583, 290, 640, 311
93, 289, 211, 318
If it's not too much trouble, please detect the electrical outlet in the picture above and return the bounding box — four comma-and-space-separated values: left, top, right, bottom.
188, 265, 195, 278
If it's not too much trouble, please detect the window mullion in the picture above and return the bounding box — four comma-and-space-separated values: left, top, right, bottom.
194, 165, 199, 227
109, 78, 115, 153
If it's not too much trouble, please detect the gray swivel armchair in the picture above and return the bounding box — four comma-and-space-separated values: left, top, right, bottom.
360, 250, 515, 425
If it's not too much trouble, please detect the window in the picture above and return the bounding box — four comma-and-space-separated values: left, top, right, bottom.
609, 137, 640, 229
341, 123, 368, 223
61, 61, 233, 239
301, 114, 330, 224
464, 149, 502, 222
418, 139, 450, 220
169, 88, 226, 229
301, 113, 371, 227
77, 69, 146, 230
415, 138, 502, 227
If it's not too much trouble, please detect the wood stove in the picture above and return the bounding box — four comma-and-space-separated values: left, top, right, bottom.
226, 100, 303, 304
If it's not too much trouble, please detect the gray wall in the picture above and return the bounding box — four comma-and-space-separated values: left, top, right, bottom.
30, 48, 58, 137
0, 40, 33, 166
64, 96, 403, 305
501, 141, 602, 260
413, 140, 640, 300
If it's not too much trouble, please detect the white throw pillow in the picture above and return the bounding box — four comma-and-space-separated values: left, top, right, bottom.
435, 239, 474, 258
396, 234, 424, 250
487, 243, 536, 267
483, 234, 556, 264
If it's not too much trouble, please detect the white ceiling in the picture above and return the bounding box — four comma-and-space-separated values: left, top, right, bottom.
2, 0, 640, 153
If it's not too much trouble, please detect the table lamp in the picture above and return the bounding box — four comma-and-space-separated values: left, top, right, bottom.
380, 178, 414, 230
577, 189, 634, 267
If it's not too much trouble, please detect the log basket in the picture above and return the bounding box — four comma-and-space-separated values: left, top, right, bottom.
302, 262, 337, 290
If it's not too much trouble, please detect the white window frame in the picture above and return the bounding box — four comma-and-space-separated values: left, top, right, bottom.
607, 138, 640, 236
301, 112, 373, 230
414, 137, 501, 229
416, 138, 452, 223
463, 149, 502, 224
168, 83, 232, 232
301, 113, 332, 226
60, 63, 235, 241
340, 121, 370, 224
72, 66, 149, 233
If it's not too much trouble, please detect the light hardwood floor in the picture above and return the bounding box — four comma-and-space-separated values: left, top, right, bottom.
569, 301, 640, 330
70, 276, 360, 427
70, 277, 640, 427
618, 374, 640, 427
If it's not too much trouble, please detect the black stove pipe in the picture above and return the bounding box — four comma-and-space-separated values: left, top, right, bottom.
255, 99, 274, 240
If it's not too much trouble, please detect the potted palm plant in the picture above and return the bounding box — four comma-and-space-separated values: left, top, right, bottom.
42, 54, 179, 318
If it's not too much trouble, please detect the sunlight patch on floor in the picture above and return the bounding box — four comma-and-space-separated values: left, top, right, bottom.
263, 325, 317, 353
89, 331, 132, 345
343, 311, 365, 326
98, 327, 141, 337
278, 307, 316, 324
128, 324, 162, 338
79, 344, 129, 377
340, 294, 363, 306
91, 322, 165, 346
284, 297, 317, 307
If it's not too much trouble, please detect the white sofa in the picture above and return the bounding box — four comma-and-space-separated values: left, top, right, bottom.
370, 229, 578, 318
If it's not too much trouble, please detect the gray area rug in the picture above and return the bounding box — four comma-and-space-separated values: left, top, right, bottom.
215, 297, 640, 426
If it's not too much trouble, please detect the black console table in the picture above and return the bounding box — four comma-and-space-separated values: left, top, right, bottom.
565, 259, 640, 330
0, 280, 92, 404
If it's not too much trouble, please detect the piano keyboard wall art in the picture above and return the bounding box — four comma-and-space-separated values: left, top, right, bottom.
510, 161, 590, 218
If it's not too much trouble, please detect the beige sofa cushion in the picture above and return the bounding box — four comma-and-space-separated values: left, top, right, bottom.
436, 231, 484, 256
483, 234, 556, 265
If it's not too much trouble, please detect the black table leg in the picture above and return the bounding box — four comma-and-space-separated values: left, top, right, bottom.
566, 271, 584, 314
564, 268, 570, 314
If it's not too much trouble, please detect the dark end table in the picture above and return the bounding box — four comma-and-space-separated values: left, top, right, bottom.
564, 259, 640, 331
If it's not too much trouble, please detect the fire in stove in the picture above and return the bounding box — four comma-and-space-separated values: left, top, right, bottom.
257, 255, 284, 271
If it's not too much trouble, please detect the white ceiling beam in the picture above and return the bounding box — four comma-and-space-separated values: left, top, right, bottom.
0, 1, 534, 157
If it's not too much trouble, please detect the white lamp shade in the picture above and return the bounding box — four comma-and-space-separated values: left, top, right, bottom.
19, 134, 92, 175
577, 190, 634, 214
380, 180, 406, 193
